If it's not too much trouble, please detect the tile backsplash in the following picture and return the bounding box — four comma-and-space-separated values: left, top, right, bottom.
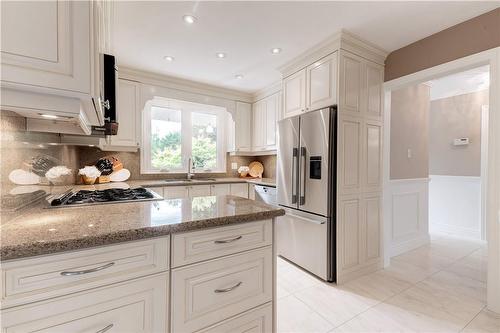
1, 112, 276, 188
1, 112, 80, 187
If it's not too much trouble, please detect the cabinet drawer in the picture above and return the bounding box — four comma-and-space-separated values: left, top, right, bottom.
172, 219, 272, 267
171, 247, 272, 332
1, 273, 168, 333
199, 303, 272, 333
2, 237, 169, 308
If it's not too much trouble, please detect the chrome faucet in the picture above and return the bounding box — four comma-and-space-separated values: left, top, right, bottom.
187, 157, 194, 180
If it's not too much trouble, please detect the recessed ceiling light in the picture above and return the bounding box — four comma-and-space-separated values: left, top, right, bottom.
216, 52, 226, 59
40, 114, 58, 119
235, 74, 244, 79
271, 47, 282, 54
183, 15, 196, 24
163, 56, 174, 62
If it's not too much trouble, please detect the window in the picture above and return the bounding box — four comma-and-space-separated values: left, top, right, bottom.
142, 98, 227, 173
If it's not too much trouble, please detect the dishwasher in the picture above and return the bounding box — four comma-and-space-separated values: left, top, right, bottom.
254, 185, 277, 206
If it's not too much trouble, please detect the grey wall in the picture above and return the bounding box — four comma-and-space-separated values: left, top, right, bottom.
390, 84, 430, 180
429, 90, 488, 176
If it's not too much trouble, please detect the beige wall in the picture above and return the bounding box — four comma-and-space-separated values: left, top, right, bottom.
385, 8, 500, 81
429, 90, 488, 176
390, 84, 430, 180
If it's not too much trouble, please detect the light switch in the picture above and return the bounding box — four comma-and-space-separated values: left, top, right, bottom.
231, 162, 238, 170
407, 149, 412, 159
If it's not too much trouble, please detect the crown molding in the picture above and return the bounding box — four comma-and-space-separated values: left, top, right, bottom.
118, 66, 254, 103
279, 29, 389, 78
252, 80, 282, 102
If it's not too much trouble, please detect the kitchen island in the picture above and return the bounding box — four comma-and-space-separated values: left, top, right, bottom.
1, 194, 284, 332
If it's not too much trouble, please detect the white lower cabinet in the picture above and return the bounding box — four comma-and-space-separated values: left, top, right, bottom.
210, 184, 231, 196
188, 185, 212, 198
230, 183, 249, 198
171, 247, 273, 333
1, 273, 169, 333
198, 303, 272, 333
163, 186, 189, 199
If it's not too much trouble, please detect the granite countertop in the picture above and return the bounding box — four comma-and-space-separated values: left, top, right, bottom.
1, 195, 284, 261
134, 177, 276, 188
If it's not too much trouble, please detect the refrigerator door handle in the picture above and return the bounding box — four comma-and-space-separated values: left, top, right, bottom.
292, 148, 298, 204
300, 146, 306, 205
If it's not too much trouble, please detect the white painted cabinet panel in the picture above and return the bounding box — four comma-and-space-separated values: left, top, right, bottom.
171, 219, 272, 267
1, 274, 168, 333
230, 183, 249, 198
363, 194, 381, 262
265, 94, 278, 148
338, 116, 362, 194
1, 238, 169, 309
338, 196, 361, 270
0, 1, 90, 94
339, 52, 363, 115
210, 184, 231, 196
171, 247, 272, 333
252, 100, 266, 150
100, 79, 140, 151
163, 186, 189, 199
188, 185, 212, 198
364, 121, 383, 191
283, 69, 306, 118
234, 102, 252, 152
199, 303, 272, 333
365, 63, 384, 119
306, 52, 338, 111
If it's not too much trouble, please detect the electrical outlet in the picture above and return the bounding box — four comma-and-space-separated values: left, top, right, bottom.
231, 162, 238, 170
407, 148, 412, 159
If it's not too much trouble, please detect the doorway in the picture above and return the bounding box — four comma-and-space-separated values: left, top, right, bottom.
382, 47, 500, 313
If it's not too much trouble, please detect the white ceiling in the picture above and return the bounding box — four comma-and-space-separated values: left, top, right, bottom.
429, 65, 490, 101
113, 1, 500, 93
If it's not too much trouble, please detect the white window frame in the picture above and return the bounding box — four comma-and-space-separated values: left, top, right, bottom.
141, 97, 227, 174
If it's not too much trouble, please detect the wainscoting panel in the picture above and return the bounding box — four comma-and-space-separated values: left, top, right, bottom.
384, 178, 430, 261
429, 175, 481, 240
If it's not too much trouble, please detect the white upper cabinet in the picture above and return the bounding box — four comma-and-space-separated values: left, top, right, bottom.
365, 62, 384, 119
265, 94, 278, 148
283, 69, 307, 118
1, 1, 90, 94
339, 51, 363, 115
251, 92, 279, 152
0, 0, 111, 133
100, 79, 140, 151
252, 100, 266, 150
234, 102, 252, 152
306, 53, 338, 112
283, 52, 338, 119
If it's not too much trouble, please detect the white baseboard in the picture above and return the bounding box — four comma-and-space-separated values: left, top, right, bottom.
430, 223, 481, 240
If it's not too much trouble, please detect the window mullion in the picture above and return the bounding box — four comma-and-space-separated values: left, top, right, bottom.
182, 110, 192, 171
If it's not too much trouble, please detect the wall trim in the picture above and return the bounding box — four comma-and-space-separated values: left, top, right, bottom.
390, 178, 430, 184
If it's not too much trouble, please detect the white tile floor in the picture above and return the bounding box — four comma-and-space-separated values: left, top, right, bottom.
277, 234, 500, 333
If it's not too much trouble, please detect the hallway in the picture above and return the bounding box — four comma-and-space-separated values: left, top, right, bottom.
277, 235, 499, 332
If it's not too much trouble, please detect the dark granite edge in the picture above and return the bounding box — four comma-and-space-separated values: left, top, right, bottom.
0, 209, 285, 262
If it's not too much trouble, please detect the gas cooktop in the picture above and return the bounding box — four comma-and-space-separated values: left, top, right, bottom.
49, 187, 163, 208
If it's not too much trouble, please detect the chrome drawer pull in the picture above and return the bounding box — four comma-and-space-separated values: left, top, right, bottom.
214, 281, 243, 293
96, 324, 113, 333
214, 235, 242, 244
60, 262, 115, 276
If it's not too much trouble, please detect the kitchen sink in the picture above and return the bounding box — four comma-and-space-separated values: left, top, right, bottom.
163, 178, 217, 183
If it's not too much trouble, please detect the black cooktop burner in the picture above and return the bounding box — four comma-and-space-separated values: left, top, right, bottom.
50, 187, 160, 207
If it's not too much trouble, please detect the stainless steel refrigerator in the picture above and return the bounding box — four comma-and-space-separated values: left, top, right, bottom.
276, 106, 337, 282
